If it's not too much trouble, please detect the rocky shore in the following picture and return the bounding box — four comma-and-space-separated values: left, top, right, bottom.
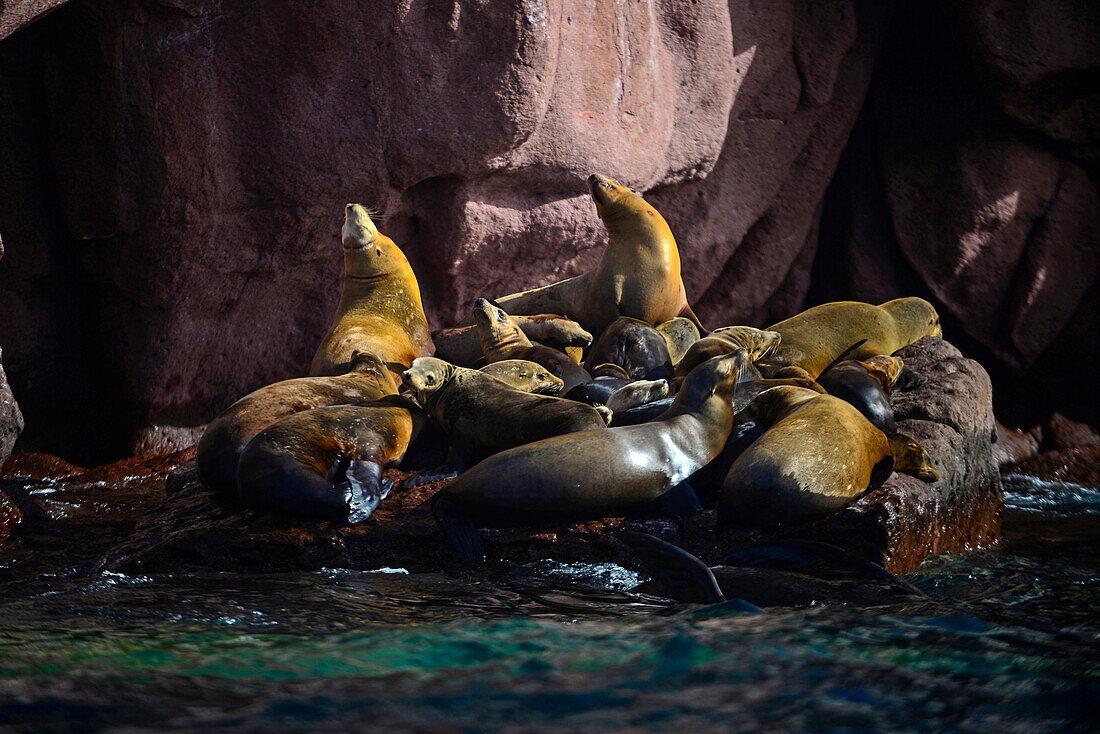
1, 337, 1005, 578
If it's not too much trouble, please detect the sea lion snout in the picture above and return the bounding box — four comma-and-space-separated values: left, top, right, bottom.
341, 203, 378, 249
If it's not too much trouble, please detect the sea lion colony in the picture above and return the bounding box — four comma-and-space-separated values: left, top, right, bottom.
197, 174, 945, 605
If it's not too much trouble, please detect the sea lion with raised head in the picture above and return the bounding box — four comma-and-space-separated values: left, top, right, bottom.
487, 174, 703, 334
585, 316, 673, 381
473, 299, 591, 392
310, 204, 434, 380
718, 386, 938, 528
236, 395, 433, 522
432, 352, 751, 560
197, 351, 398, 504
674, 327, 781, 379
765, 298, 941, 379
401, 357, 609, 468
433, 314, 591, 367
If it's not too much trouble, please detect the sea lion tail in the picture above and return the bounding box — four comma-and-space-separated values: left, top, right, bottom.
678, 302, 708, 335
816, 338, 869, 380
619, 532, 725, 604
432, 496, 486, 562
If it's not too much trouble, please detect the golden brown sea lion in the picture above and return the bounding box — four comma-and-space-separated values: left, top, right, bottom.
478, 360, 564, 395
473, 299, 591, 392
718, 386, 938, 528
656, 317, 701, 364
310, 204, 434, 379
433, 314, 592, 367
432, 352, 751, 559
236, 395, 429, 522
401, 357, 609, 467
197, 351, 398, 503
766, 298, 941, 379
488, 174, 703, 334
674, 327, 781, 379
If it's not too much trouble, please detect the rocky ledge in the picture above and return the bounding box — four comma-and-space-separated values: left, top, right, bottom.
4, 337, 1000, 577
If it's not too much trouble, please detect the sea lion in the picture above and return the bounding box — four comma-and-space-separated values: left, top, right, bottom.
766, 298, 941, 378
591, 363, 631, 380
621, 532, 926, 607
584, 316, 673, 381
433, 314, 591, 367
236, 395, 429, 522
859, 355, 904, 394
310, 204, 434, 379
473, 298, 591, 392
566, 378, 669, 413
487, 174, 703, 334
718, 386, 938, 528
888, 433, 940, 482
674, 327, 781, 379
655, 317, 701, 364
401, 357, 609, 467
432, 352, 751, 559
478, 360, 564, 395
816, 360, 897, 433
197, 351, 398, 503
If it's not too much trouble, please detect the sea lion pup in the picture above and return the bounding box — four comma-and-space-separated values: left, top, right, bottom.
621, 532, 926, 607
718, 386, 938, 528
197, 351, 398, 504
432, 353, 749, 560
565, 377, 669, 412
478, 360, 564, 395
488, 174, 703, 334
673, 327, 781, 379
656, 317, 701, 364
765, 298, 941, 379
433, 315, 592, 367
888, 433, 940, 482
310, 204, 434, 380
473, 298, 591, 392
236, 395, 429, 522
584, 316, 673, 380
401, 357, 609, 468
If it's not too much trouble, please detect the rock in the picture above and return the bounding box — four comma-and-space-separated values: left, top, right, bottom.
0, 0, 71, 40
0, 0, 887, 460
93, 337, 999, 576
1005, 445, 1100, 486
1044, 412, 1100, 451
0, 346, 23, 473
950, 0, 1100, 161
0, 490, 22, 545
993, 420, 1041, 466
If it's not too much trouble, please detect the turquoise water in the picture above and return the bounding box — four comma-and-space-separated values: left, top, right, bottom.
0, 476, 1097, 732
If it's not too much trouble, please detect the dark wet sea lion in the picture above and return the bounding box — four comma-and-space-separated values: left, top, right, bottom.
565, 377, 668, 413
487, 174, 704, 334
401, 357, 608, 468
766, 298, 941, 379
310, 204, 434, 380
197, 351, 398, 503
474, 299, 591, 391
816, 361, 897, 433
591, 363, 631, 379
478, 360, 564, 395
584, 316, 673, 380
433, 315, 591, 367
236, 395, 429, 522
622, 532, 926, 607
432, 352, 751, 559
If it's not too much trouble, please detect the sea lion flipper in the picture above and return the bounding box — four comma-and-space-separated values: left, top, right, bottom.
620, 532, 725, 604
345, 461, 389, 523
894, 367, 928, 391
816, 338, 870, 381
659, 481, 703, 518
678, 302, 708, 335
433, 497, 486, 562
721, 540, 898, 584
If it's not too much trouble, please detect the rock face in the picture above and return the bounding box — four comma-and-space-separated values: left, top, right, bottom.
90, 337, 999, 576
0, 0, 1094, 463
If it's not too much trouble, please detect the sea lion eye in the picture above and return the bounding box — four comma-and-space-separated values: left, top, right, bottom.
496, 310, 507, 322
426, 375, 435, 384
376, 247, 384, 256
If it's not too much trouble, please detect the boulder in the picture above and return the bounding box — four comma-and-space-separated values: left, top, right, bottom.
0, 0, 70, 40
1044, 413, 1100, 451
1005, 445, 1100, 486
92, 337, 1000, 576
950, 0, 1100, 161
0, 347, 24, 473
993, 420, 1041, 466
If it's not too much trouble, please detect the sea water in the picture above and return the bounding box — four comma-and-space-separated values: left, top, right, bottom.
0, 474, 1096, 732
